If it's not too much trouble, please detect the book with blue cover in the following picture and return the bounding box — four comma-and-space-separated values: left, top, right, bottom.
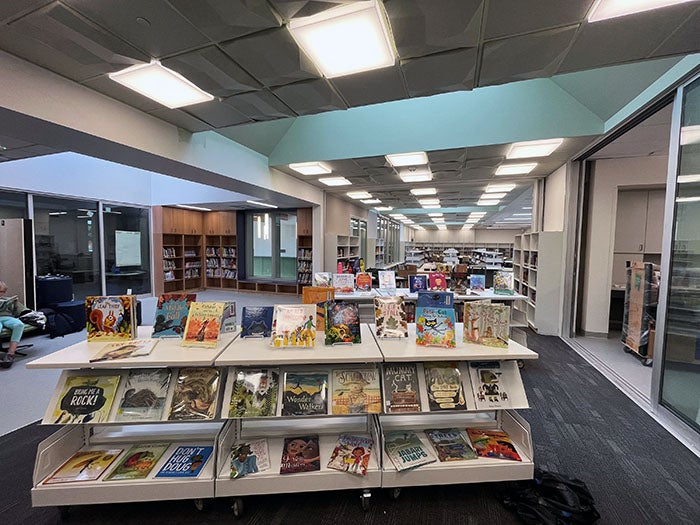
241, 306, 274, 338
409, 274, 427, 293
469, 274, 486, 291
155, 445, 213, 478
415, 306, 456, 348
417, 290, 454, 308
152, 293, 197, 338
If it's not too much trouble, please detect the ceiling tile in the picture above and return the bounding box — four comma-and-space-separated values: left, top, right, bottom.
267, 0, 347, 20
0, 134, 33, 150
1, 144, 57, 159
330, 66, 407, 107
148, 108, 213, 133
162, 46, 260, 98
465, 156, 504, 168
354, 156, 389, 168
272, 79, 346, 115
402, 47, 476, 97
183, 99, 252, 128
483, 0, 594, 40
224, 90, 296, 121
221, 27, 320, 87
479, 25, 578, 87
428, 148, 467, 163
82, 75, 162, 112
651, 6, 700, 58
0, 0, 51, 23
384, 0, 482, 59
63, 0, 208, 57
167, 0, 281, 42
430, 161, 463, 172
2, 3, 148, 81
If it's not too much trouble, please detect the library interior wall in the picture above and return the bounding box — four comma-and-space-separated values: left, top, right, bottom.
324, 193, 369, 235
543, 165, 567, 231
581, 155, 668, 334
411, 228, 524, 244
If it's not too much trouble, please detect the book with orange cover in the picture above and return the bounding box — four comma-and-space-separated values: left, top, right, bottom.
467, 428, 522, 461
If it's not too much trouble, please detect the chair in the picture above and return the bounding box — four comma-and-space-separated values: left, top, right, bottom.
0, 324, 37, 356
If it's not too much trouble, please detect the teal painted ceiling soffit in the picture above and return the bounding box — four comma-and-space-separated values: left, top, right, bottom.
216, 118, 296, 157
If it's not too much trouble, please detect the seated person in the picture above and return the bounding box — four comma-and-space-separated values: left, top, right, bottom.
0, 281, 26, 369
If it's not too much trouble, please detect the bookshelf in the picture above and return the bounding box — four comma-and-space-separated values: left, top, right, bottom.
205, 235, 238, 289
297, 208, 313, 288
324, 233, 360, 272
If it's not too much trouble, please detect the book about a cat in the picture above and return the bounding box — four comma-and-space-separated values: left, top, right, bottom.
115, 368, 171, 422
227, 368, 279, 418
382, 363, 421, 413
85, 295, 137, 341
355, 272, 372, 292
327, 434, 373, 476
423, 362, 466, 411
271, 304, 317, 347
313, 272, 333, 287
384, 430, 436, 471
105, 443, 170, 480
220, 301, 237, 333
374, 296, 408, 338
331, 368, 382, 414
428, 272, 447, 291
493, 271, 515, 295
240, 306, 274, 338
324, 301, 361, 345
463, 302, 510, 348
467, 428, 522, 461
469, 274, 486, 291
152, 293, 197, 338
230, 439, 270, 479
409, 274, 427, 293
280, 435, 321, 474
378, 270, 396, 294
167, 368, 220, 420
182, 302, 226, 348
332, 273, 355, 294
417, 290, 454, 308
424, 428, 477, 462
51, 374, 121, 424
155, 445, 213, 478
415, 306, 456, 348
281, 372, 328, 416
89, 339, 158, 363
43, 449, 123, 484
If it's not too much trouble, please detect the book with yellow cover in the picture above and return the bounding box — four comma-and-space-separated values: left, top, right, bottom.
85, 295, 137, 341
50, 374, 121, 424
182, 302, 226, 348
331, 368, 382, 414
43, 449, 123, 484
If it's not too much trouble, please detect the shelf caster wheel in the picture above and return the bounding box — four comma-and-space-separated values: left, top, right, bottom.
232, 497, 245, 519
193, 498, 208, 512
389, 487, 402, 500
58, 505, 71, 520
360, 490, 371, 512
643, 358, 653, 367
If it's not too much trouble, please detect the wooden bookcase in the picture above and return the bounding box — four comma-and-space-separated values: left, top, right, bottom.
297, 208, 313, 288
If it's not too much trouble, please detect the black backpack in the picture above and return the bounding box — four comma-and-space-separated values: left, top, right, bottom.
502, 468, 601, 524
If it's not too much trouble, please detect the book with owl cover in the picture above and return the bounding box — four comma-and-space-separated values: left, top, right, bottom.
182, 302, 226, 348
115, 368, 171, 422
428, 272, 448, 291
374, 296, 408, 338
167, 368, 220, 420
382, 363, 421, 413
384, 430, 436, 472
324, 301, 361, 345
240, 306, 274, 338
423, 362, 466, 411
105, 443, 170, 480
281, 372, 328, 416
331, 368, 381, 414
50, 374, 121, 424
332, 273, 355, 294
155, 445, 214, 478
280, 435, 321, 474
271, 304, 317, 348
227, 368, 279, 418
85, 295, 137, 341
327, 434, 373, 476
467, 428, 522, 461
463, 302, 510, 348
152, 293, 197, 338
425, 429, 477, 462
415, 306, 456, 348
43, 449, 124, 484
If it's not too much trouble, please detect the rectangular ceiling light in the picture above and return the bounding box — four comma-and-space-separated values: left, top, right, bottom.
246, 200, 278, 208
470, 212, 487, 216
418, 198, 440, 205
288, 0, 395, 78
375, 206, 393, 211
676, 196, 700, 203
399, 166, 433, 182
432, 218, 445, 223
401, 219, 414, 224
177, 204, 212, 211
463, 224, 473, 229
436, 224, 447, 231
680, 125, 700, 145
588, 0, 696, 22
506, 138, 563, 159
678, 174, 700, 183
495, 163, 537, 176
387, 151, 429, 167
486, 184, 516, 193
390, 214, 406, 219
421, 204, 441, 209
513, 213, 532, 216
109, 60, 214, 109
477, 199, 500, 206
319, 177, 352, 186
481, 192, 506, 199
466, 219, 479, 223
410, 187, 437, 196
290, 161, 332, 175
428, 213, 443, 217
361, 198, 382, 204
347, 191, 372, 199
413, 225, 425, 230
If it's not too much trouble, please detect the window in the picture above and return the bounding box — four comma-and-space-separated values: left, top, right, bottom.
247, 211, 297, 281
103, 204, 152, 295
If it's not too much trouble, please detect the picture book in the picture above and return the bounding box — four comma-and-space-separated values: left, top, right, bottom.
301, 286, 334, 332
43, 449, 123, 484
374, 296, 408, 338
424, 429, 477, 462
327, 434, 373, 476
115, 368, 171, 422
281, 372, 328, 416
331, 368, 381, 414
280, 435, 321, 474
415, 306, 456, 348
85, 295, 137, 341
313, 272, 333, 287
231, 439, 270, 479
468, 363, 514, 410
469, 274, 486, 291
493, 270, 515, 295
220, 301, 237, 333
167, 367, 220, 420
417, 290, 454, 308
240, 306, 274, 338
428, 272, 448, 291
378, 270, 396, 294
227, 368, 279, 418
155, 445, 213, 478
105, 443, 170, 480
324, 301, 361, 345
152, 293, 197, 338
423, 362, 466, 411
51, 374, 121, 424
467, 428, 522, 461
89, 339, 158, 363
384, 430, 436, 472
409, 274, 427, 293
463, 302, 510, 348
182, 301, 226, 348
332, 273, 355, 294
270, 304, 317, 347
382, 363, 421, 413
355, 272, 372, 292
450, 272, 469, 294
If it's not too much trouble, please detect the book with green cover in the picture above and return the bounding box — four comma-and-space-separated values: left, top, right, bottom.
104, 443, 170, 480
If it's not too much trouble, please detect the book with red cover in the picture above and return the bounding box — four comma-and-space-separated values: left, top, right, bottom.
279, 435, 320, 474
467, 428, 522, 461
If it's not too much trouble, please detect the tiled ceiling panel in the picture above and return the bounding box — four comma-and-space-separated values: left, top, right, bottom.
330, 66, 407, 107
483, 0, 594, 40
273, 79, 347, 115
401, 47, 476, 97
0, 0, 51, 23
384, 0, 483, 59
267, 0, 348, 20
83, 75, 163, 112
0, 134, 33, 150
428, 148, 467, 163
183, 100, 252, 128
148, 108, 212, 133
224, 90, 296, 121
652, 6, 700, 57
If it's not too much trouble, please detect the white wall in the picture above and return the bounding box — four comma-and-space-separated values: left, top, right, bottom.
324, 193, 369, 235
544, 164, 567, 231
411, 228, 524, 244
581, 155, 668, 334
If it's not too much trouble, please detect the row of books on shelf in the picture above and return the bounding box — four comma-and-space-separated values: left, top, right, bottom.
205, 247, 236, 257
163, 260, 177, 271
206, 268, 237, 279
184, 261, 201, 269
164, 271, 177, 282
184, 250, 198, 258
297, 260, 312, 272
297, 248, 312, 259
163, 247, 178, 258
297, 273, 312, 285
184, 268, 200, 279
205, 258, 236, 269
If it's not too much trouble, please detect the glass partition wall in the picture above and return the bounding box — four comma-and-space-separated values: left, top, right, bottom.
247, 210, 297, 281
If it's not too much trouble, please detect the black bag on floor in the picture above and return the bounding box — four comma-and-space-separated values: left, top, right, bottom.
45, 309, 81, 338
502, 468, 600, 524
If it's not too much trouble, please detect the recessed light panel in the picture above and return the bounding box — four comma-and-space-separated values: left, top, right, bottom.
386, 151, 428, 167
375, 206, 394, 211
428, 213, 443, 217
421, 204, 441, 209
289, 161, 332, 175
319, 177, 352, 186
410, 187, 437, 196
347, 191, 372, 199
495, 163, 537, 176
678, 174, 700, 183
436, 225, 447, 231
418, 198, 440, 205
481, 192, 506, 199
588, 0, 695, 22
477, 199, 500, 206
245, 200, 278, 208
399, 166, 433, 182
506, 138, 563, 159
680, 125, 700, 145
177, 204, 212, 211
486, 184, 516, 193
361, 199, 382, 204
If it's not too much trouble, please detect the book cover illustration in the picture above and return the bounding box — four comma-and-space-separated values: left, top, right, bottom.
450, 272, 469, 294
155, 446, 213, 478
182, 302, 226, 348
271, 304, 316, 348
280, 435, 320, 474
463, 302, 510, 348
384, 430, 436, 472
89, 339, 158, 363
423, 362, 466, 411
43, 449, 123, 485
415, 306, 456, 348
324, 301, 361, 345
240, 306, 274, 338
281, 372, 328, 416
355, 272, 372, 292
152, 293, 197, 338
230, 439, 270, 479
467, 429, 522, 461
85, 295, 137, 341
332, 273, 355, 294
374, 296, 408, 338
313, 272, 333, 287
221, 301, 237, 333
116, 368, 171, 422
51, 374, 121, 424
493, 271, 515, 295
425, 429, 477, 462
168, 368, 220, 420
302, 286, 334, 333
417, 290, 454, 308
327, 434, 373, 476
331, 368, 381, 414
409, 274, 427, 293
469, 364, 511, 409
428, 272, 447, 291
228, 368, 279, 418
469, 274, 486, 291
378, 270, 396, 294
382, 363, 421, 413
105, 443, 170, 481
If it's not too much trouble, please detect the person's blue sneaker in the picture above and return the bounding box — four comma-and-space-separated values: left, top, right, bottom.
1, 353, 15, 369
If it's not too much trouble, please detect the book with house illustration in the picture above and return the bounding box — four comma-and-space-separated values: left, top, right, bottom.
324, 301, 361, 345
463, 301, 510, 348
240, 306, 274, 338
85, 295, 137, 341
374, 295, 408, 338
382, 363, 421, 413
182, 301, 226, 348
271, 304, 317, 347
152, 293, 197, 338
